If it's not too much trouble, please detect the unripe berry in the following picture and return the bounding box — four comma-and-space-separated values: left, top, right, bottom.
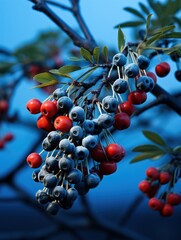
125, 63, 139, 78
26, 152, 42, 168
26, 98, 42, 114
137, 55, 150, 69
112, 53, 127, 66
146, 167, 160, 180
155, 62, 170, 77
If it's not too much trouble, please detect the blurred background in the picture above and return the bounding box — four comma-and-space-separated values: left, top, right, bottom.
0, 0, 181, 239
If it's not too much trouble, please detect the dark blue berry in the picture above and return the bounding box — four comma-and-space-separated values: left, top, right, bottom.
102, 96, 118, 113
69, 106, 85, 122
46, 202, 59, 215
70, 126, 84, 140
125, 63, 139, 78
113, 78, 128, 93
113, 53, 127, 66
43, 173, 57, 188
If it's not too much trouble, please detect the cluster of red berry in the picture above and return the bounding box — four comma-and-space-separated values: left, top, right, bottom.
139, 167, 181, 217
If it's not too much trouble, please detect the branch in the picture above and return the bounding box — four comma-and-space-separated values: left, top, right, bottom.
30, 0, 96, 52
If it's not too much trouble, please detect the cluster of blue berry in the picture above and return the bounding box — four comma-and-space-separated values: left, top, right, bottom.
26, 50, 156, 215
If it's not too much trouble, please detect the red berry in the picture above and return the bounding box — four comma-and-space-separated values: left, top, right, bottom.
167, 193, 181, 206
26, 152, 42, 168
99, 161, 117, 175
128, 91, 147, 105
0, 139, 5, 149
155, 62, 170, 77
159, 171, 171, 184
160, 204, 174, 217
37, 115, 55, 132
146, 72, 157, 84
0, 100, 9, 113
148, 198, 163, 211
91, 144, 107, 162
146, 167, 160, 180
40, 100, 58, 118
105, 143, 125, 162
146, 185, 160, 198
138, 180, 151, 193
3, 133, 14, 142
113, 112, 130, 130
117, 101, 135, 116
90, 167, 104, 180
54, 116, 72, 132
26, 98, 42, 114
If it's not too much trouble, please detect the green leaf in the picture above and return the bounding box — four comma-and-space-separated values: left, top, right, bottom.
102, 46, 109, 62
69, 56, 84, 61
33, 72, 58, 83
130, 151, 165, 163
159, 32, 181, 39
153, 25, 175, 34
32, 79, 59, 89
115, 21, 145, 28
146, 14, 152, 35
142, 130, 167, 147
138, 2, 150, 15
49, 69, 72, 79
58, 65, 81, 74
124, 7, 146, 20
76, 66, 98, 82
118, 27, 126, 52
145, 32, 163, 45
132, 144, 164, 152
80, 48, 93, 63
93, 47, 100, 64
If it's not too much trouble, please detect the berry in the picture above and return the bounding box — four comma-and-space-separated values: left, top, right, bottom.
59, 139, 75, 154
45, 156, 59, 173
40, 100, 58, 118
47, 131, 61, 145
82, 135, 98, 150
0, 100, 9, 113
67, 168, 83, 184
58, 156, 74, 172
117, 101, 135, 116
167, 193, 181, 206
52, 186, 67, 201
146, 185, 160, 198
37, 115, 55, 132
42, 137, 57, 151
82, 119, 95, 134
136, 76, 155, 92
85, 173, 100, 188
102, 96, 118, 113
26, 98, 42, 114
99, 161, 117, 175
75, 146, 89, 160
148, 198, 163, 211
70, 125, 84, 140
66, 188, 78, 202
32, 169, 40, 182
175, 70, 181, 81
97, 114, 115, 129
26, 152, 42, 168
69, 106, 85, 122
90, 168, 104, 180
53, 88, 67, 100
57, 96, 73, 113
75, 181, 89, 195
159, 171, 171, 184
112, 78, 128, 93
54, 116, 72, 132
138, 180, 151, 193
112, 53, 127, 66
128, 91, 147, 105
3, 133, 14, 142
155, 62, 170, 77
114, 112, 130, 130
146, 72, 157, 84
0, 139, 5, 149
146, 167, 160, 180
91, 144, 107, 162
43, 173, 57, 188
161, 204, 174, 217
124, 63, 139, 78
137, 55, 150, 69
36, 190, 49, 204
46, 202, 59, 215
105, 143, 125, 162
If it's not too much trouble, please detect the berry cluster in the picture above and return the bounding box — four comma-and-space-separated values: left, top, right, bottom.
26, 50, 157, 214
139, 166, 181, 217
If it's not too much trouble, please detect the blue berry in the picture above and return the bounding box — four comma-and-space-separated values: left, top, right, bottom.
67, 168, 83, 184
43, 173, 57, 188
82, 135, 98, 150
46, 202, 59, 215
102, 96, 118, 113
70, 126, 84, 140
45, 156, 59, 174
52, 186, 67, 201
85, 173, 100, 188
59, 139, 75, 154
58, 156, 74, 172
47, 131, 61, 145
57, 96, 73, 113
137, 55, 150, 69
75, 181, 89, 195
53, 88, 67, 100
66, 187, 78, 201
113, 78, 128, 93
112, 53, 127, 66
136, 76, 155, 92
69, 106, 85, 122
97, 114, 114, 129
82, 119, 95, 134
38, 168, 48, 182
42, 137, 57, 152
32, 169, 40, 182
125, 63, 139, 78
75, 146, 89, 160
36, 190, 49, 204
